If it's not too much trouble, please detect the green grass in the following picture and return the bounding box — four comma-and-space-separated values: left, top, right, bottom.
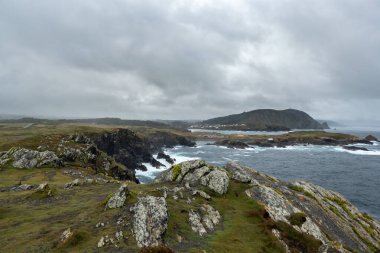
288, 185, 304, 192
287, 212, 307, 226
202, 182, 284, 253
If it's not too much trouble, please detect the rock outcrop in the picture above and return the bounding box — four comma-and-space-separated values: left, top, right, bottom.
189, 204, 221, 236
106, 184, 129, 209
0, 148, 62, 169
131, 196, 168, 248
155, 160, 229, 195
223, 162, 380, 253
155, 160, 380, 252
224, 162, 253, 183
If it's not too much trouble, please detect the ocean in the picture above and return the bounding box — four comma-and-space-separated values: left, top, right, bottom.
136, 128, 380, 219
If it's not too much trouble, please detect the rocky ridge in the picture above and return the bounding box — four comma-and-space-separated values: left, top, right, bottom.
151, 160, 380, 252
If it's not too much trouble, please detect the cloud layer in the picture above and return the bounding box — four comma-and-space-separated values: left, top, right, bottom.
1, 0, 380, 121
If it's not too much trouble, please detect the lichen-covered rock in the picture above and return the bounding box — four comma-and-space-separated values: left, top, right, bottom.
155, 160, 229, 195
131, 196, 168, 248
189, 210, 207, 236
193, 190, 211, 200
60, 228, 74, 244
189, 204, 221, 236
246, 184, 299, 223
64, 179, 80, 189
182, 166, 210, 186
4, 148, 62, 169
106, 184, 129, 209
200, 169, 229, 195
224, 162, 252, 183
200, 204, 221, 231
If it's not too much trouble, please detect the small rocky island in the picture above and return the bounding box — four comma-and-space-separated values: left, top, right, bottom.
192, 109, 329, 131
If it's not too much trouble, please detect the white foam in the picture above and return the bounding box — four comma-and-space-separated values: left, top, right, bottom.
135, 162, 167, 179
334, 147, 380, 156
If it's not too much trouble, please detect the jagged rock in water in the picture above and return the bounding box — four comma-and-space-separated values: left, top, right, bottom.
106, 184, 129, 209
214, 139, 249, 149
131, 196, 168, 248
157, 152, 175, 164
365, 134, 378, 142
3, 148, 62, 169
224, 162, 252, 183
342, 145, 369, 151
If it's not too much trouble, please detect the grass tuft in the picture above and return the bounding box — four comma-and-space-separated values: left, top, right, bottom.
287, 212, 307, 227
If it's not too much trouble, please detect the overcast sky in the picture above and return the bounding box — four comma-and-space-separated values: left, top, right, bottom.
1, 0, 380, 121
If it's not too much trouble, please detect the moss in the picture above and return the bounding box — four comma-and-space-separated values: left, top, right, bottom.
99, 193, 113, 207
362, 213, 373, 222
329, 206, 345, 220
171, 164, 182, 181
352, 227, 379, 252
29, 186, 57, 200
289, 185, 305, 192
287, 212, 307, 227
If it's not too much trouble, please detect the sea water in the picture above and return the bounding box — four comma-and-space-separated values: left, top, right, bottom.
137, 129, 380, 219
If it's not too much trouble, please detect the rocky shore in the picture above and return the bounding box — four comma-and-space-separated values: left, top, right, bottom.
210, 132, 378, 150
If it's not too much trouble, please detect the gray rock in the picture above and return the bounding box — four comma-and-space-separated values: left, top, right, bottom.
182, 166, 210, 186
200, 169, 229, 195
176, 160, 207, 182
8, 148, 61, 169
225, 162, 252, 183
131, 196, 168, 248
192, 190, 211, 200
189, 204, 221, 236
200, 204, 221, 231
106, 184, 129, 209
10, 184, 35, 192
115, 231, 124, 241
64, 179, 81, 189
189, 210, 207, 236
36, 183, 50, 192
97, 235, 115, 248
246, 183, 299, 223
60, 228, 74, 244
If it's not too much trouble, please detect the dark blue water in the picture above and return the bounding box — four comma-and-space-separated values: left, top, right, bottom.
164, 143, 380, 219
138, 128, 380, 219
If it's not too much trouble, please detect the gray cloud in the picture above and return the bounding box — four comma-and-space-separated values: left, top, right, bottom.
1, 0, 379, 121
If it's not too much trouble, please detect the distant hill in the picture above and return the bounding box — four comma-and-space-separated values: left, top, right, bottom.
194, 109, 329, 131
0, 117, 172, 129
